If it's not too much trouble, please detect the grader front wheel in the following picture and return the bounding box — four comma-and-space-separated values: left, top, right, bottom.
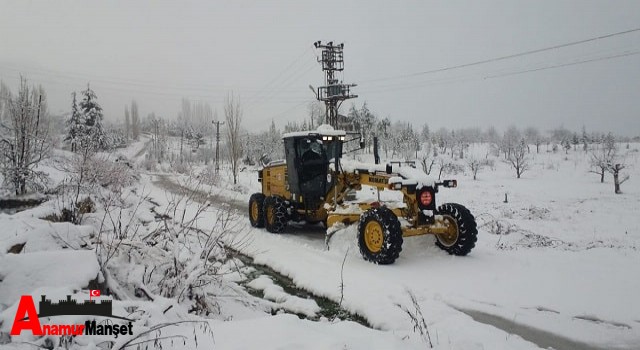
357, 207, 403, 264
435, 203, 478, 256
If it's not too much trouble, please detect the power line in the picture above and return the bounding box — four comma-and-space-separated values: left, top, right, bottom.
0, 70, 310, 104
361, 27, 640, 84
244, 50, 318, 113
242, 46, 315, 108
357, 45, 640, 94
485, 50, 640, 79
0, 64, 287, 93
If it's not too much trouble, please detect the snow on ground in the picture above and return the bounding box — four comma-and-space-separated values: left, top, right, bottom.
173, 143, 640, 349
246, 275, 320, 318
0, 250, 100, 310
1, 140, 639, 349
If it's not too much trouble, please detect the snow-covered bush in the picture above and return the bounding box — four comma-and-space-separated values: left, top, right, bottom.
141, 155, 158, 171
197, 165, 220, 186
436, 157, 465, 180
105, 177, 250, 316
171, 160, 192, 175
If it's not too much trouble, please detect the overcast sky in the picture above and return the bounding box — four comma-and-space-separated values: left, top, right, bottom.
1, 0, 639, 135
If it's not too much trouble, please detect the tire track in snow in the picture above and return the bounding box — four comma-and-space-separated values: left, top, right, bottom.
455, 308, 633, 350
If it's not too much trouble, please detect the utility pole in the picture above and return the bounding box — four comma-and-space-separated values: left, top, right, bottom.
180, 128, 184, 164
312, 41, 358, 129
213, 120, 224, 173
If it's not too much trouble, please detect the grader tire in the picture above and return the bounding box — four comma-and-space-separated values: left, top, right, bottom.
264, 196, 288, 233
248, 193, 266, 228
435, 203, 478, 256
357, 207, 403, 265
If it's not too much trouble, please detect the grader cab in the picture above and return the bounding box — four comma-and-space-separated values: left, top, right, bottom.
248, 125, 478, 264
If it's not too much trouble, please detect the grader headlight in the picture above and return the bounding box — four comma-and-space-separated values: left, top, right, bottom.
388, 182, 402, 190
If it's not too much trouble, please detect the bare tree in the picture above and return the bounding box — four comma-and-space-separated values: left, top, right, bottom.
419, 142, 436, 175
0, 78, 50, 195
467, 157, 486, 180
131, 100, 140, 140
524, 127, 541, 153
501, 126, 521, 159
224, 93, 243, 185
436, 157, 464, 180
505, 138, 529, 179
0, 81, 10, 123
148, 113, 167, 162
124, 105, 130, 141
308, 101, 325, 129
608, 163, 629, 194
590, 133, 630, 193
589, 133, 616, 183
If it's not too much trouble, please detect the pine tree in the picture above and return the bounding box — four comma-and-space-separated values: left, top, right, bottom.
79, 84, 107, 150
65, 92, 83, 152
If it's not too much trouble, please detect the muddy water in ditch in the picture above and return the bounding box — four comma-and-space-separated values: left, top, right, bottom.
0, 198, 46, 214
233, 251, 371, 328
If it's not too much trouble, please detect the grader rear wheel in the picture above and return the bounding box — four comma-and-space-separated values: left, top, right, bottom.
435, 203, 478, 256
248, 193, 266, 228
357, 207, 403, 264
264, 195, 288, 233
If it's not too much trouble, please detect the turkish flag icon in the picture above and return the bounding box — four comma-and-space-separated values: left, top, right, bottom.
89, 289, 101, 300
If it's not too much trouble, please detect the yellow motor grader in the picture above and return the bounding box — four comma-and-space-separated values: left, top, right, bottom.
248, 125, 477, 264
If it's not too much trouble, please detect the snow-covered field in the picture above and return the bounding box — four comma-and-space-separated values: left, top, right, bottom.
1, 140, 639, 349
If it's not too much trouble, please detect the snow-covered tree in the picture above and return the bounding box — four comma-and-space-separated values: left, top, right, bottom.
0, 81, 10, 123
375, 117, 391, 157
131, 100, 140, 140
148, 114, 168, 162
356, 102, 377, 152
65, 92, 82, 152
419, 142, 436, 175
124, 105, 130, 141
505, 138, 529, 179
432, 128, 452, 156
608, 162, 629, 194
225, 93, 243, 185
78, 84, 108, 150
389, 121, 419, 159
501, 126, 521, 159
589, 133, 617, 183
524, 127, 541, 153
420, 123, 430, 144
245, 120, 283, 165
467, 156, 492, 180
0, 78, 50, 195
581, 126, 590, 152
308, 101, 325, 129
